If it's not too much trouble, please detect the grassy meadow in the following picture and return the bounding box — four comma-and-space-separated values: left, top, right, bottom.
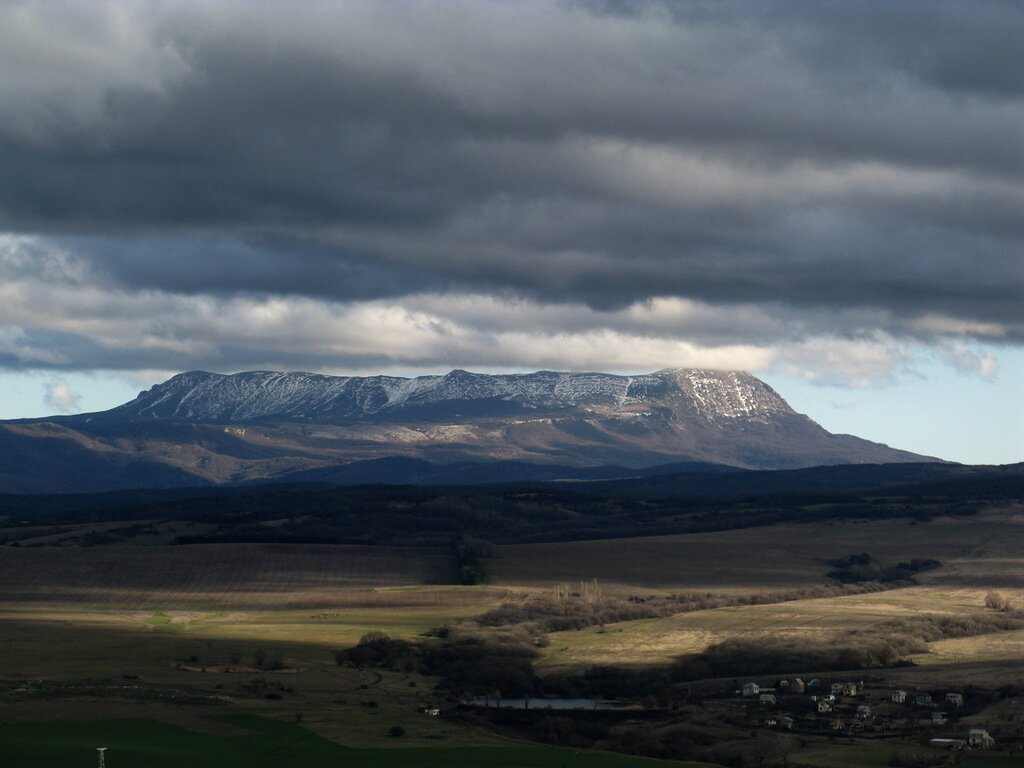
2, 714, 700, 768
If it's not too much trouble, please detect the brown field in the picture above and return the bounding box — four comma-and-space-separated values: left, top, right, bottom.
489, 506, 1024, 591
3, 507, 1020, 606
0, 542, 459, 608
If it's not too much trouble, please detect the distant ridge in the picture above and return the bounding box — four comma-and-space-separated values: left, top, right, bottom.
1, 368, 940, 493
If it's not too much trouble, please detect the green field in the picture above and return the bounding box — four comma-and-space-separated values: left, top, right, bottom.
790, 742, 1023, 768
1, 715, 699, 767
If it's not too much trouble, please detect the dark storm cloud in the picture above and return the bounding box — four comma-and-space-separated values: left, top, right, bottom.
0, 0, 1021, 371
0, 323, 402, 374
586, 0, 1024, 99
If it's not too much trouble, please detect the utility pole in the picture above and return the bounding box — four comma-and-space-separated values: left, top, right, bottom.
97, 747, 107, 768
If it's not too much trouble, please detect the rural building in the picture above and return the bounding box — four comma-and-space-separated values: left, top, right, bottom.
968, 729, 995, 748
759, 693, 776, 705
817, 700, 832, 713
931, 711, 948, 725
830, 683, 844, 695
944, 692, 964, 708
891, 689, 907, 703
842, 682, 859, 696
423, 707, 440, 716
742, 682, 760, 697
791, 678, 805, 693
856, 704, 872, 719
929, 738, 965, 750
780, 716, 794, 730
915, 693, 933, 706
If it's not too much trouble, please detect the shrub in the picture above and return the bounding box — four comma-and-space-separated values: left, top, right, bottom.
985, 591, 1010, 611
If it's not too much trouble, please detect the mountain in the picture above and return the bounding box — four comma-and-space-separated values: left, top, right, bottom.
1, 368, 939, 493
62, 368, 793, 424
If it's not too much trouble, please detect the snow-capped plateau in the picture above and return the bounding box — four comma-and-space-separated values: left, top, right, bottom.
2, 367, 938, 493
100, 368, 795, 424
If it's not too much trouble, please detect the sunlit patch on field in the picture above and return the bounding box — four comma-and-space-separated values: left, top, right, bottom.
918, 628, 1024, 665
540, 586, 1024, 670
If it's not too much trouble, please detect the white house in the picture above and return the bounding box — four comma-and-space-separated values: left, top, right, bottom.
968, 729, 995, 748
945, 692, 964, 708
742, 682, 760, 697
759, 693, 776, 706
891, 690, 907, 704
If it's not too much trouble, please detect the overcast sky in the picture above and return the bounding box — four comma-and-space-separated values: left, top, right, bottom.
0, 0, 1021, 462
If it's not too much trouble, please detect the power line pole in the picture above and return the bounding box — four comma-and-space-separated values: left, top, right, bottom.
97, 747, 107, 768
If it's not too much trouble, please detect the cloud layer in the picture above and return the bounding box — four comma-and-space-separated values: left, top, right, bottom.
0, 1, 1020, 383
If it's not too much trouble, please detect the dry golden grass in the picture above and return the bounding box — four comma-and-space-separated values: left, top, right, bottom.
920, 628, 1024, 665
539, 585, 1024, 670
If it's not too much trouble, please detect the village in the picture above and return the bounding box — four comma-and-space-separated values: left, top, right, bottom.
728, 678, 1004, 751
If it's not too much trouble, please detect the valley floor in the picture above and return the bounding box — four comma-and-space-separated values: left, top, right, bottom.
1, 507, 1022, 766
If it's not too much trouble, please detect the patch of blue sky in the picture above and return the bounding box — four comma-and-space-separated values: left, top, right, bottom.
758, 345, 1024, 466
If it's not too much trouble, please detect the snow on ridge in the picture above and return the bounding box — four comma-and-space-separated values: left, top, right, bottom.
119, 368, 790, 422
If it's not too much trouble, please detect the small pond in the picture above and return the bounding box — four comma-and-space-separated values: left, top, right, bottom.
466, 697, 625, 710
